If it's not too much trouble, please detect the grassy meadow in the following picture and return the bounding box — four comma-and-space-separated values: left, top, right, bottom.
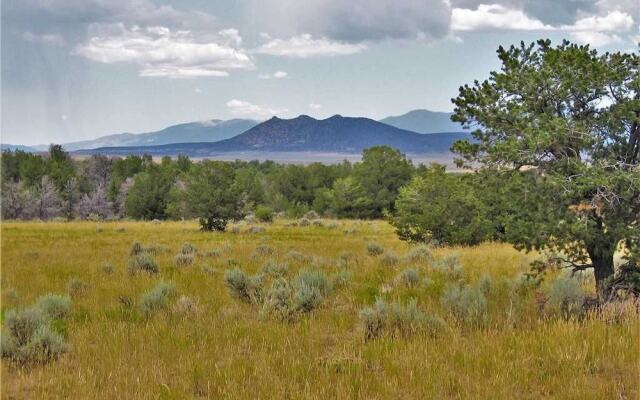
1, 219, 638, 399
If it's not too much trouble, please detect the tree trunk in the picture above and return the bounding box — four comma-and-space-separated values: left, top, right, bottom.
586, 238, 617, 301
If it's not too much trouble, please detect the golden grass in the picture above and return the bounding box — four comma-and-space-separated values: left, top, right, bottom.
1, 219, 638, 399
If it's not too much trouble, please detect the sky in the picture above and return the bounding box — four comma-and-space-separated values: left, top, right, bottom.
2, 0, 639, 145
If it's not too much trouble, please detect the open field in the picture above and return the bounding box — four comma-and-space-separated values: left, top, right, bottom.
1, 220, 638, 399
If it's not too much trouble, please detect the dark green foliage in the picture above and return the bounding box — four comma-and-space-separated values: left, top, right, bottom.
450, 39, 639, 297
254, 205, 274, 222
224, 268, 264, 304
392, 164, 494, 245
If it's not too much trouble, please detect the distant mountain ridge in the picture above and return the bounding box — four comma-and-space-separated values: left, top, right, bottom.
40, 119, 259, 151
77, 114, 471, 156
379, 109, 463, 134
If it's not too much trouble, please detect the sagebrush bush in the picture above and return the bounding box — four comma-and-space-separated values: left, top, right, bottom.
175, 253, 195, 267
205, 249, 221, 258
252, 244, 274, 258
180, 242, 197, 255
2, 297, 71, 365
360, 298, 387, 340
398, 268, 420, 288
128, 253, 159, 274
261, 279, 294, 320
478, 274, 493, 294
173, 296, 198, 316
248, 226, 266, 234
139, 282, 176, 316
130, 241, 143, 256
380, 252, 399, 267
331, 270, 351, 289
295, 269, 332, 297
433, 253, 464, 279
304, 210, 320, 220
286, 250, 310, 262
547, 275, 585, 317
67, 278, 88, 298
224, 268, 264, 304
35, 294, 72, 319
200, 265, 216, 275
293, 283, 323, 313
360, 298, 444, 340
101, 262, 114, 274
441, 284, 488, 325
261, 261, 289, 277
298, 218, 311, 227
403, 245, 433, 263
366, 243, 384, 256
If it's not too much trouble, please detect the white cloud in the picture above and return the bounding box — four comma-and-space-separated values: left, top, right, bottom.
452, 4, 554, 31
194, 87, 202, 93
254, 34, 366, 58
309, 103, 322, 109
226, 99, 287, 118
563, 11, 634, 45
76, 25, 253, 78
22, 32, 65, 46
258, 70, 288, 79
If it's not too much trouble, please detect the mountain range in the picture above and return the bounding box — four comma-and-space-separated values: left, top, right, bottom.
48, 119, 258, 151
380, 109, 462, 133
77, 114, 470, 156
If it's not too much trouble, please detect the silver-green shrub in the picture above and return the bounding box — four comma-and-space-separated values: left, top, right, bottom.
128, 252, 159, 274
223, 268, 264, 304
441, 284, 488, 324
35, 294, 72, 319
139, 281, 176, 316
547, 275, 584, 317
366, 242, 384, 256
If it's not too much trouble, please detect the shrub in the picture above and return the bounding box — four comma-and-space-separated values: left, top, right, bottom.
293, 283, 323, 313
173, 296, 198, 316
139, 282, 176, 316
286, 250, 311, 263
361, 298, 447, 340
433, 254, 464, 279
331, 270, 351, 289
3, 308, 45, 347
19, 325, 67, 363
2, 302, 70, 365
441, 284, 487, 324
130, 241, 144, 256
67, 278, 88, 298
298, 218, 311, 227
180, 242, 197, 255
224, 268, 264, 304
547, 275, 585, 317
403, 245, 433, 263
101, 262, 114, 274
175, 253, 195, 267
360, 298, 388, 340
252, 244, 274, 258
255, 206, 274, 223
261, 261, 289, 277
380, 252, 399, 267
304, 210, 320, 220
312, 220, 324, 227
366, 243, 384, 256
247, 226, 266, 234
128, 253, 159, 274
199, 216, 227, 232
295, 269, 332, 297
200, 265, 217, 275
478, 274, 493, 294
35, 294, 72, 319
261, 279, 294, 320
398, 268, 420, 288
205, 249, 221, 257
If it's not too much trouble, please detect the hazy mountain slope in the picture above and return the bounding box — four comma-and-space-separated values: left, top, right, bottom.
61, 119, 258, 151
379, 109, 463, 134
76, 115, 471, 156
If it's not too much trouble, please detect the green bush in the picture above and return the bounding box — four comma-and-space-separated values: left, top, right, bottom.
398, 268, 420, 288
366, 243, 384, 256
295, 269, 332, 297
547, 275, 585, 317
128, 253, 159, 274
180, 242, 197, 255
224, 268, 264, 304
380, 252, 399, 267
403, 245, 433, 263
261, 279, 294, 320
293, 283, 323, 313
139, 282, 176, 316
35, 294, 72, 320
175, 253, 194, 267
67, 278, 88, 298
255, 206, 274, 223
252, 244, 274, 258
261, 261, 289, 277
441, 284, 488, 324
